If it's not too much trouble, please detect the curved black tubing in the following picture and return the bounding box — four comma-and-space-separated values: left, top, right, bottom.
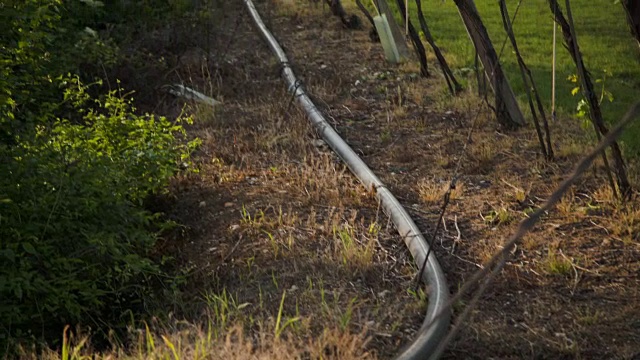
243, 1, 451, 358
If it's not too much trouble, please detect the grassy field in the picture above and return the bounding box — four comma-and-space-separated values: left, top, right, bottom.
398, 0, 640, 153
12, 0, 640, 358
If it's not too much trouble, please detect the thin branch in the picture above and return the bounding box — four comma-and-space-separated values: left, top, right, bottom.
428, 101, 640, 358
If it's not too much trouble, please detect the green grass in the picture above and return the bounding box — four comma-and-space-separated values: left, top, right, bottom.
396, 0, 640, 154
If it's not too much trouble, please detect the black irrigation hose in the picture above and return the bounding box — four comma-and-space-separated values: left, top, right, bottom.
243, 1, 450, 359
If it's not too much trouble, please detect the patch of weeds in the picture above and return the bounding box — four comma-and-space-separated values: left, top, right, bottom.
202, 289, 250, 337
418, 180, 444, 203
406, 287, 428, 312
317, 287, 360, 332
208, 156, 237, 184
332, 221, 377, 270
522, 206, 536, 218
274, 291, 300, 339
501, 178, 529, 203
246, 256, 256, 272
285, 153, 360, 205
240, 206, 298, 241
544, 249, 574, 276
379, 129, 392, 143
609, 207, 640, 244
434, 150, 451, 168
471, 142, 496, 167
398, 60, 423, 75
337, 297, 359, 332
405, 82, 428, 106
368, 221, 381, 237
191, 101, 222, 126
556, 191, 577, 218
592, 184, 618, 206
389, 319, 403, 333
557, 138, 587, 158
388, 85, 407, 119
418, 179, 464, 203
264, 230, 279, 258
575, 308, 603, 326
482, 206, 513, 226
241, 204, 265, 227
575, 199, 603, 216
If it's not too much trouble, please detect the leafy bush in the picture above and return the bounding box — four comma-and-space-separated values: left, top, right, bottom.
0, 0, 201, 352
1, 1, 99, 130
0, 78, 199, 348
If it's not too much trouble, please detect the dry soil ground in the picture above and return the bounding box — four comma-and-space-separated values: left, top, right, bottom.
149, 0, 640, 359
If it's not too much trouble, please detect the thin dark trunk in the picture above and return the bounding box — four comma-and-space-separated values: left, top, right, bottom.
325, 0, 361, 29
532, 67, 554, 160
395, 0, 429, 77
499, 0, 552, 160
622, 0, 640, 50
414, 0, 462, 94
548, 0, 631, 198
453, 0, 525, 128
354, 0, 379, 41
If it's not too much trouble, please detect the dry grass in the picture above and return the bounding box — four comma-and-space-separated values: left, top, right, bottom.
23, 0, 640, 358
543, 247, 575, 276
556, 189, 577, 218
557, 138, 588, 158
28, 323, 373, 360
417, 178, 464, 203
500, 178, 529, 203
470, 141, 496, 167
137, 3, 427, 358
13, 1, 428, 358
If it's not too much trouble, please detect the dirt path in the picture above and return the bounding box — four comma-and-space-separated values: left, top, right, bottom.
162, 1, 639, 358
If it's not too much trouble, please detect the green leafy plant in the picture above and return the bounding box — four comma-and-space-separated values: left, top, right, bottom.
482, 207, 513, 226
568, 70, 614, 128
0, 79, 198, 350
0, 0, 205, 353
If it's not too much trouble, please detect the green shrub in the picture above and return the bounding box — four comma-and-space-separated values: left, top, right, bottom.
0, 0, 203, 352
0, 78, 199, 350
0, 0, 118, 142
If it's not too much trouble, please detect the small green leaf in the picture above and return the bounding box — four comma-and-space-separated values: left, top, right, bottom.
606, 91, 614, 102
22, 243, 37, 255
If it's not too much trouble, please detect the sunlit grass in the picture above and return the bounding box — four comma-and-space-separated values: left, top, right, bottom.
395, 0, 640, 153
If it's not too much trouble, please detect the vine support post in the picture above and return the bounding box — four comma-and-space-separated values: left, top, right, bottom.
373, 0, 411, 59
394, 0, 429, 77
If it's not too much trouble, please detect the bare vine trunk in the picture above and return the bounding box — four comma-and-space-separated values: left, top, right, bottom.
622, 0, 640, 50
415, 0, 461, 94
453, 0, 525, 128
498, 0, 553, 159
354, 0, 379, 41
548, 0, 631, 198
325, 0, 361, 29
395, 0, 429, 77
